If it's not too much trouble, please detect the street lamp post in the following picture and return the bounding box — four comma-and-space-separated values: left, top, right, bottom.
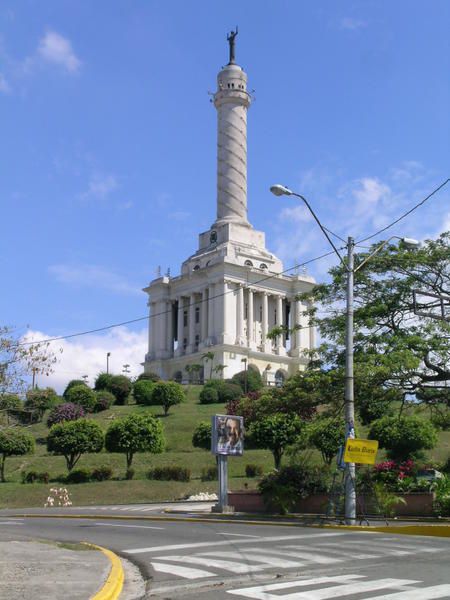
270, 184, 419, 525
106, 352, 111, 374
241, 357, 248, 394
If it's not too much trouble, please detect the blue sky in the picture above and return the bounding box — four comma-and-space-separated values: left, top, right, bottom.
1, 1, 449, 390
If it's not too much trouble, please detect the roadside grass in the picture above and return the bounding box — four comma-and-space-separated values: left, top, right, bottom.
1, 386, 449, 508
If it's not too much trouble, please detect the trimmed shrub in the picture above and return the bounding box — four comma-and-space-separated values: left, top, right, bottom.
47, 419, 104, 472
0, 428, 35, 482
133, 380, 156, 406
307, 418, 345, 465
47, 403, 85, 428
63, 380, 88, 399
369, 416, 438, 461
107, 375, 133, 405
91, 465, 113, 481
66, 468, 91, 483
94, 372, 114, 391
21, 471, 49, 484
231, 368, 263, 392
199, 386, 219, 405
0, 394, 21, 411
151, 381, 185, 415
148, 466, 191, 482
192, 421, 212, 451
137, 372, 160, 382
24, 387, 59, 418
245, 464, 263, 478
94, 390, 115, 412
65, 385, 97, 413
201, 466, 218, 481
218, 382, 243, 404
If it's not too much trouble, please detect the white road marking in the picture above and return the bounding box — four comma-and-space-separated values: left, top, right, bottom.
160, 555, 266, 574
227, 576, 418, 599
217, 533, 261, 538
316, 540, 417, 557
199, 550, 301, 569
251, 547, 342, 564
370, 586, 450, 599
282, 543, 377, 560
124, 531, 344, 554
151, 562, 214, 579
0, 521, 23, 526
94, 522, 165, 530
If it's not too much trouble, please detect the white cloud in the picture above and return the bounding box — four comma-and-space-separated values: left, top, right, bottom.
339, 17, 367, 31
37, 31, 81, 73
21, 328, 147, 393
347, 177, 391, 216
0, 73, 11, 93
48, 264, 140, 296
279, 205, 312, 224
82, 173, 118, 200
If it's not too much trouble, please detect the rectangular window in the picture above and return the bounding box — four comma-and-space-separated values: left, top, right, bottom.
183, 310, 188, 327
244, 303, 248, 319
195, 334, 200, 350
195, 306, 200, 324
183, 337, 187, 350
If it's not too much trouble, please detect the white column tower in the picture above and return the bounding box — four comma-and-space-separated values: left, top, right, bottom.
214, 29, 251, 227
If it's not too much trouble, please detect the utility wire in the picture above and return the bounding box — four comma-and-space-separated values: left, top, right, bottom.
17, 249, 338, 347
356, 178, 450, 244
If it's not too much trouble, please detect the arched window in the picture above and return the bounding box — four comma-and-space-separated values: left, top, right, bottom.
244, 260, 253, 267
173, 371, 183, 383
260, 263, 268, 270
193, 264, 200, 271
275, 370, 286, 387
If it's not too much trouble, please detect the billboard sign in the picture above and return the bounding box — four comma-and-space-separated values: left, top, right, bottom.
344, 438, 379, 465
211, 414, 244, 456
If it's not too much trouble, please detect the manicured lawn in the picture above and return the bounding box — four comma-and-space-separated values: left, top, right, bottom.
1, 386, 449, 509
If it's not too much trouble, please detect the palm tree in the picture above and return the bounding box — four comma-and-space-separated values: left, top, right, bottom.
213, 364, 227, 379
201, 351, 215, 381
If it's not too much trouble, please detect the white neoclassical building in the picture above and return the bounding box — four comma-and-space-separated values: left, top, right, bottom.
143, 31, 315, 385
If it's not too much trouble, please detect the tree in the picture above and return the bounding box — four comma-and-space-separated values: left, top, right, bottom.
302, 232, 450, 411
0, 428, 34, 482
307, 417, 345, 465
185, 363, 203, 384
201, 351, 215, 380
136, 372, 160, 382
47, 419, 104, 472
231, 368, 263, 392
24, 387, 59, 419
47, 402, 85, 427
94, 372, 114, 391
107, 375, 133, 405
192, 421, 212, 451
0, 393, 21, 411
133, 379, 156, 405
369, 415, 438, 461
151, 381, 185, 415
0, 326, 58, 394
65, 384, 97, 413
105, 414, 165, 469
63, 379, 88, 399
249, 414, 305, 469
213, 364, 227, 378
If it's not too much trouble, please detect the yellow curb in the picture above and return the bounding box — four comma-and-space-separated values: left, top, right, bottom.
82, 542, 124, 600
7, 512, 450, 538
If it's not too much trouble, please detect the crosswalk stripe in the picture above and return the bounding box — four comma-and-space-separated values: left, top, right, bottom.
250, 547, 342, 565
316, 541, 415, 556
369, 585, 450, 599
159, 555, 266, 574
282, 543, 377, 560
199, 550, 301, 569
151, 562, 214, 579
227, 575, 365, 598
124, 531, 343, 554
227, 577, 418, 599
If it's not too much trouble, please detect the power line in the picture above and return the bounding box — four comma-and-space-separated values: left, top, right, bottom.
356, 178, 450, 244
17, 249, 338, 347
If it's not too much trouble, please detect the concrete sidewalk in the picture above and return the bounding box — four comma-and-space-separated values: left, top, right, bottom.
0, 540, 110, 600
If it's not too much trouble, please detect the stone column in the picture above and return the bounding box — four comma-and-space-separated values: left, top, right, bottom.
201, 288, 208, 345
147, 301, 155, 360
166, 300, 173, 357
247, 288, 254, 348
261, 292, 271, 352
215, 281, 228, 345
176, 297, 184, 356
208, 284, 215, 344
276, 295, 286, 355
188, 295, 196, 353
236, 285, 245, 345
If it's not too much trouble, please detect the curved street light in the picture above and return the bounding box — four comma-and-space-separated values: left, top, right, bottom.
270, 183, 419, 524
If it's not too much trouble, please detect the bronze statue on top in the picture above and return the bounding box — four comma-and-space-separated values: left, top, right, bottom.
227, 27, 238, 64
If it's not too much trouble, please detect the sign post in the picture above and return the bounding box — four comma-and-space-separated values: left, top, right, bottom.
211, 414, 244, 513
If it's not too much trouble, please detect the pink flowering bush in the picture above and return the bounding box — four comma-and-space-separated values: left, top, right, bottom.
47, 402, 85, 428
372, 459, 420, 491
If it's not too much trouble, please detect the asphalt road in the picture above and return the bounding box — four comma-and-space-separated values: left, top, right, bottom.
1, 508, 450, 599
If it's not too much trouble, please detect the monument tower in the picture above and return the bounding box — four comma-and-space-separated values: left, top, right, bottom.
143, 31, 315, 384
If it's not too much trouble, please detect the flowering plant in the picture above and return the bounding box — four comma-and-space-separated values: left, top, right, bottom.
44, 487, 72, 507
